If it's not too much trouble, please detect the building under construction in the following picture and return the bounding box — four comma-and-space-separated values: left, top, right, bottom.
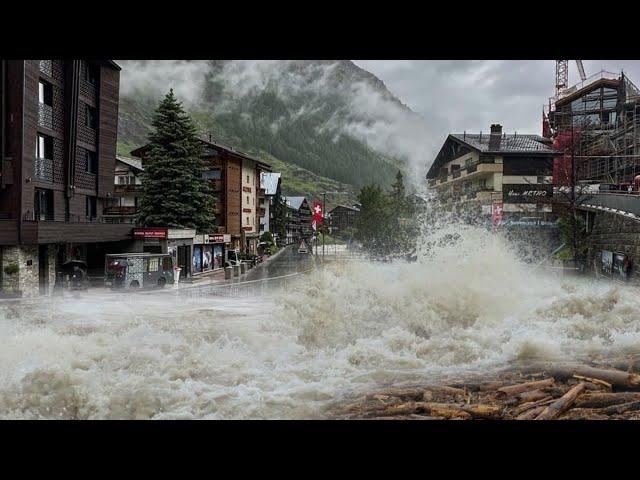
546, 69, 640, 185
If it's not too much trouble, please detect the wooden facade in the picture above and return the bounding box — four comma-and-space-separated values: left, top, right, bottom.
131, 138, 271, 253
0, 60, 130, 246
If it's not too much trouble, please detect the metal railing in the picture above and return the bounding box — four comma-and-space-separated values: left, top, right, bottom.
578, 192, 640, 220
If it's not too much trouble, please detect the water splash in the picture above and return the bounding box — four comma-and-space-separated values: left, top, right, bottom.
1, 222, 638, 419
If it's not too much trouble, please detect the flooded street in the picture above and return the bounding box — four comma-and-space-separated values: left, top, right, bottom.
1, 230, 640, 419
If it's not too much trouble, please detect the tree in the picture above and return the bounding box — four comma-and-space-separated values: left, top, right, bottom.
137, 90, 216, 231
355, 184, 394, 255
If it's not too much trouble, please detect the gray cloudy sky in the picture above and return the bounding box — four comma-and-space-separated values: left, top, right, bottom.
353, 60, 640, 141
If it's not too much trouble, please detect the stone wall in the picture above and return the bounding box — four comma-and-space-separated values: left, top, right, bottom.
0, 246, 39, 297
585, 210, 640, 281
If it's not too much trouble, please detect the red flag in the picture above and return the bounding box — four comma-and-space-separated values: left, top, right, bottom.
312, 201, 323, 226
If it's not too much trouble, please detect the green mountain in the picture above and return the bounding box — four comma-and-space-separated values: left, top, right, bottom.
116, 60, 420, 203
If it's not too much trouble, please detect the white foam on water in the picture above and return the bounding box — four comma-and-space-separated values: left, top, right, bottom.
1, 222, 639, 419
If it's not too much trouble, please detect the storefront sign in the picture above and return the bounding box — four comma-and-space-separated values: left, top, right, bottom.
502, 184, 553, 203
133, 228, 168, 239
208, 234, 231, 244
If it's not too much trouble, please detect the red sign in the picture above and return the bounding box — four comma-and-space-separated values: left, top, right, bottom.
133, 228, 168, 239
492, 202, 503, 227
312, 201, 323, 225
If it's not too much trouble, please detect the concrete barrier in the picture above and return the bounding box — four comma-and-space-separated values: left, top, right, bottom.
240, 263, 246, 274
233, 265, 239, 277
225, 267, 232, 280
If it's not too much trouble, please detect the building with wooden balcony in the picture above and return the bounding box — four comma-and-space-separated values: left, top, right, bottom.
282, 196, 312, 245
103, 155, 143, 224
426, 124, 560, 226
1, 60, 131, 297
130, 137, 271, 256
259, 172, 282, 239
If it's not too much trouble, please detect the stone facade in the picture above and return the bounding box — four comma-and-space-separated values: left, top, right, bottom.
586, 211, 640, 281
0, 246, 40, 297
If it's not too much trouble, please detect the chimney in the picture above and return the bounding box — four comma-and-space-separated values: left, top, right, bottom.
489, 124, 502, 150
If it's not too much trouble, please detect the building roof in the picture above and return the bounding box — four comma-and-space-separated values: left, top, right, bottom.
130, 137, 272, 171
330, 204, 360, 213
260, 172, 281, 195
116, 155, 143, 173
450, 133, 555, 154
283, 196, 307, 210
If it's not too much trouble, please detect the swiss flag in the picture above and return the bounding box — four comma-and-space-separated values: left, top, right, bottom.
312, 201, 323, 226
492, 202, 503, 227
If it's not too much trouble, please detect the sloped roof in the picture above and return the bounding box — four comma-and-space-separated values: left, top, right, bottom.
116, 155, 143, 173
450, 133, 555, 153
330, 204, 359, 213
283, 196, 307, 210
260, 172, 281, 195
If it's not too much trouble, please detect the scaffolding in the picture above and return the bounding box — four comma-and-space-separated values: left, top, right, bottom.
550, 71, 640, 185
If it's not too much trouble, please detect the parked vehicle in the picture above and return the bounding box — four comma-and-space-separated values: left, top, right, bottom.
225, 249, 241, 267
104, 253, 175, 290
61, 259, 90, 290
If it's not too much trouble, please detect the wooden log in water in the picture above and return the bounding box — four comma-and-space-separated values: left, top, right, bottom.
536, 382, 587, 420
497, 378, 554, 397
523, 363, 640, 390
573, 392, 640, 409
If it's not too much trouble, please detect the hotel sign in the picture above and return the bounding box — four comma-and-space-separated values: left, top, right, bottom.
133, 228, 168, 239
502, 184, 553, 203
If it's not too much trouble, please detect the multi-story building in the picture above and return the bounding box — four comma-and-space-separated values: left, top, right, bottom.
0, 60, 131, 297
130, 137, 271, 257
282, 196, 312, 245
426, 124, 559, 226
328, 204, 359, 235
259, 172, 282, 238
547, 71, 640, 186
103, 155, 143, 224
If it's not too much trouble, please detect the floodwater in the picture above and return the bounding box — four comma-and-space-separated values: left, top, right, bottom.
1, 225, 639, 419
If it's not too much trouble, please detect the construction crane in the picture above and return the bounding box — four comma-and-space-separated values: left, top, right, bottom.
555, 60, 587, 98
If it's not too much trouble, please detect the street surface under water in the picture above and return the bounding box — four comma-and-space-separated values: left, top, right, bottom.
1, 227, 639, 419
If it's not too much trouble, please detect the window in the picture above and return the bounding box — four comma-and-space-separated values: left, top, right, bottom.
247, 175, 250, 183
118, 176, 126, 185
246, 196, 250, 204
86, 63, 99, 86
34, 188, 53, 221
39, 81, 53, 106
36, 134, 53, 159
86, 150, 97, 174
86, 196, 97, 219
246, 217, 250, 224
85, 105, 98, 129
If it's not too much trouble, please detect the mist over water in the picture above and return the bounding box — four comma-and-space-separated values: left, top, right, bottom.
1, 221, 639, 419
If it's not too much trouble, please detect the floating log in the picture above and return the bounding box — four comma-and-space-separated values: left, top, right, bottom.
523, 363, 640, 390
573, 375, 612, 390
497, 378, 554, 397
536, 382, 587, 420
513, 397, 555, 416
574, 392, 640, 409
516, 406, 546, 420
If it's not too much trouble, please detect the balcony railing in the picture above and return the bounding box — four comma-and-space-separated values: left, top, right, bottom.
38, 103, 53, 130
34, 157, 53, 182
103, 206, 138, 215
22, 211, 113, 223
114, 184, 143, 194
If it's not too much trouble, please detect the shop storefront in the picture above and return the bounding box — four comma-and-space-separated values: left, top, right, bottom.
132, 228, 195, 281
192, 233, 230, 275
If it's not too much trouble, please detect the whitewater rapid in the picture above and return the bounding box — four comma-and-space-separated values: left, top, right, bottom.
1, 225, 639, 419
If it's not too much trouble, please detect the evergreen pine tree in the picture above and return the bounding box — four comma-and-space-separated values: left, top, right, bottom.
137, 89, 216, 232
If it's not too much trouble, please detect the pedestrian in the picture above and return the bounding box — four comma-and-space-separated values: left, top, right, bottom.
628, 185, 633, 195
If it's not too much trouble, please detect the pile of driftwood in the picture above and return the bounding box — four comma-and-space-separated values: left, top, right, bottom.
334, 360, 640, 420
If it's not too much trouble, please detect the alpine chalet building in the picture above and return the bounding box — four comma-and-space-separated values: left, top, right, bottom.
426, 124, 559, 227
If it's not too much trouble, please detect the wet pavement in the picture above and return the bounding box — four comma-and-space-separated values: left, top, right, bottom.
244, 245, 316, 281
